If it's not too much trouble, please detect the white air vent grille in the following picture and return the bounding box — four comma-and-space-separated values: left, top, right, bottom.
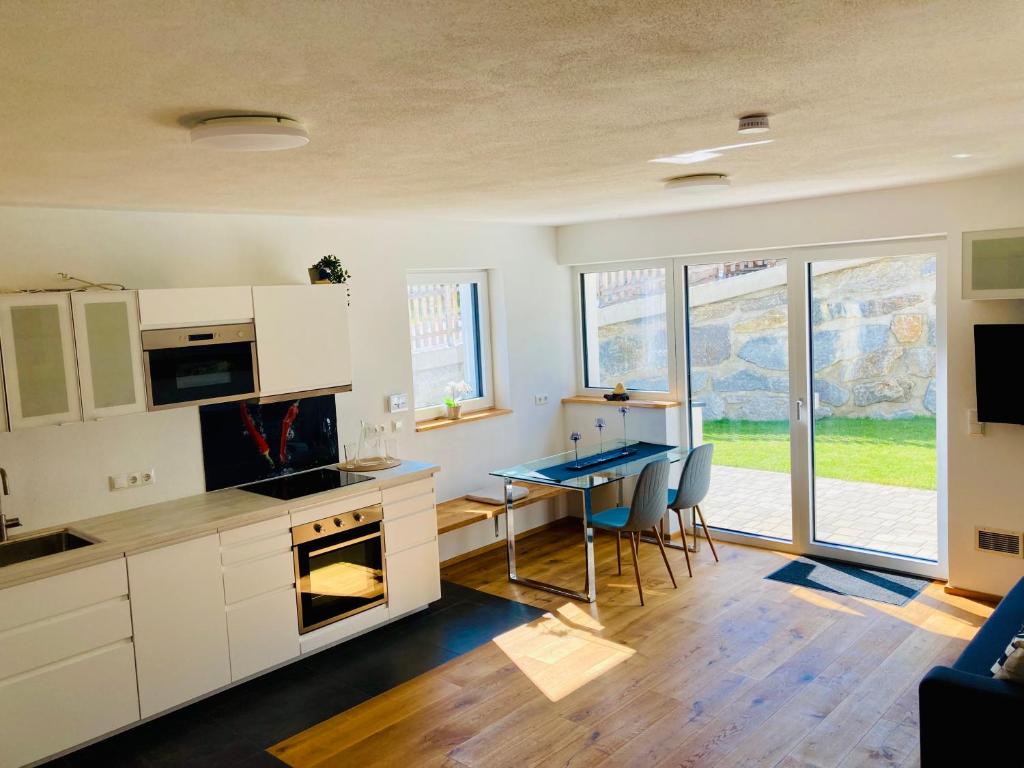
976, 527, 1022, 557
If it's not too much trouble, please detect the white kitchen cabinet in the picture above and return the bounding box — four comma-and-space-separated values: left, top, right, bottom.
252, 285, 352, 396
382, 476, 440, 618
0, 642, 139, 768
137, 286, 254, 329
386, 539, 441, 618
219, 516, 299, 681
0, 293, 81, 429
0, 559, 139, 768
71, 290, 146, 420
128, 534, 231, 717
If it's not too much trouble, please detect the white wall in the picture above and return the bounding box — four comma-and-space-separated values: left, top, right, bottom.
0, 205, 575, 555
559, 168, 1024, 597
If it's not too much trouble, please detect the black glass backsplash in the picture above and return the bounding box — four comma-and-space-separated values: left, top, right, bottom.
200, 395, 340, 491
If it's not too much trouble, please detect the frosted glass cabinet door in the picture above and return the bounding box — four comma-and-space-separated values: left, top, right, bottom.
71, 291, 146, 419
0, 293, 82, 429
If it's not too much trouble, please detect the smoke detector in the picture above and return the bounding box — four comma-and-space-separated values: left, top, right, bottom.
738, 114, 770, 134
190, 115, 309, 151
664, 173, 731, 191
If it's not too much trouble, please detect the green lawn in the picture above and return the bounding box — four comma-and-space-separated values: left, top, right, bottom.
702, 417, 937, 490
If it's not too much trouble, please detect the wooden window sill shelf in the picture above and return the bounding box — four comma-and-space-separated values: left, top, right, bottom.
561, 396, 681, 409
415, 407, 513, 432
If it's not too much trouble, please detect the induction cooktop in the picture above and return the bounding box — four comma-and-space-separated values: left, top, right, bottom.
240, 467, 374, 500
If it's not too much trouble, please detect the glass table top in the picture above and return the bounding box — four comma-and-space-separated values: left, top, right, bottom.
491, 439, 687, 491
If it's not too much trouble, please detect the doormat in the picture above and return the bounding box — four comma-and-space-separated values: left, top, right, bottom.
765, 556, 930, 606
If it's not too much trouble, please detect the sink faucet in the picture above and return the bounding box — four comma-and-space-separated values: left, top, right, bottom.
0, 468, 20, 543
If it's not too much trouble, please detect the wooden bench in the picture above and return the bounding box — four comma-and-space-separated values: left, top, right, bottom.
436, 484, 569, 535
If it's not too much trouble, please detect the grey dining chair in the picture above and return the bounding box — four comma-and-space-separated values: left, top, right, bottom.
667, 443, 718, 578
590, 459, 676, 605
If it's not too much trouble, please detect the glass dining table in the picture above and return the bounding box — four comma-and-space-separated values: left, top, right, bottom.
491, 439, 690, 603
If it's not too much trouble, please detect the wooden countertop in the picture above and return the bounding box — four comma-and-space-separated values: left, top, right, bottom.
0, 460, 439, 591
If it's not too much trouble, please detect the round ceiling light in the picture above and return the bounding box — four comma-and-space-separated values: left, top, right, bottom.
190, 115, 309, 151
664, 173, 731, 191
738, 114, 770, 134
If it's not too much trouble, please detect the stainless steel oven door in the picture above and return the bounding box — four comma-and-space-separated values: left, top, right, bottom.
292, 506, 387, 634
142, 323, 260, 410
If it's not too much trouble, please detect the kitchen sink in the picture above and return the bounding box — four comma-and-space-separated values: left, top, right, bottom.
0, 529, 95, 568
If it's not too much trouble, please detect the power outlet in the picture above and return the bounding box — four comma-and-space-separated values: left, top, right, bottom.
534, 394, 550, 406
110, 468, 156, 491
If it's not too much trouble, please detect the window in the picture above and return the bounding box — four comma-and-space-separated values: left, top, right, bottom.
579, 266, 670, 392
407, 271, 493, 417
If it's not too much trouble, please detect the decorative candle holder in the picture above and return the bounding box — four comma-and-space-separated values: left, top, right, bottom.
594, 418, 606, 453
570, 431, 582, 464
619, 406, 630, 443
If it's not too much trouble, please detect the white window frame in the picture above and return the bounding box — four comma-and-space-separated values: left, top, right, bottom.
572, 260, 680, 402
407, 270, 495, 420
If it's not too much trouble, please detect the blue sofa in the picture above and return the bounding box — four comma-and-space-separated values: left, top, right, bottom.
919, 576, 1024, 766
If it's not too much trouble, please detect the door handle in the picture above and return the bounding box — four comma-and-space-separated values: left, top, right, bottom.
796, 398, 805, 421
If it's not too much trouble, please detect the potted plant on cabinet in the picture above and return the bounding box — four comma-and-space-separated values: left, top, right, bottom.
308, 255, 351, 285
444, 381, 471, 419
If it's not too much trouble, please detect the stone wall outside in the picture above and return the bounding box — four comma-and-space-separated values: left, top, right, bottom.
689, 255, 936, 421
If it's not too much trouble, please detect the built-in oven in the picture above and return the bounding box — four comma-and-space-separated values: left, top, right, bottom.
292, 504, 387, 634
142, 323, 260, 410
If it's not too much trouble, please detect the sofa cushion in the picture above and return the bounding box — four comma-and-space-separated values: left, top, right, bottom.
953, 577, 1024, 676
994, 640, 1024, 683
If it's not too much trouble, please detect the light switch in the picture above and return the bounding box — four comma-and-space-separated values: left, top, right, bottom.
387, 393, 409, 413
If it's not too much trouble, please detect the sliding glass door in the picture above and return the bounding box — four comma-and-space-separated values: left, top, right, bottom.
681, 240, 945, 578
684, 259, 793, 542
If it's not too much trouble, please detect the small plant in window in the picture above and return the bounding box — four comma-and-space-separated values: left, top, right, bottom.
444, 381, 471, 419
308, 255, 351, 285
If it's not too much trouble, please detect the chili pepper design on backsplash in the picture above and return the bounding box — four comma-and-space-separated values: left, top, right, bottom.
279, 400, 300, 464
240, 402, 274, 467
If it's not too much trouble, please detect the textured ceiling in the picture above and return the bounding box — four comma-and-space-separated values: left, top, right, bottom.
1, 1, 1023, 224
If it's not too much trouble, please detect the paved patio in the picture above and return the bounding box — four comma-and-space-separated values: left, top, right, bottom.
701, 465, 938, 561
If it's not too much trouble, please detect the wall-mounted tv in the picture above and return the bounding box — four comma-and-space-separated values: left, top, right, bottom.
975, 324, 1023, 424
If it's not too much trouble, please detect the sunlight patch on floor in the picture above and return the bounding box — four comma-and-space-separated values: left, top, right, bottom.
493, 606, 635, 702
787, 585, 865, 616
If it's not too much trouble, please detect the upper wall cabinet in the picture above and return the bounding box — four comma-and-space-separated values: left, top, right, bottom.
0, 294, 82, 429
71, 291, 146, 420
963, 227, 1024, 299
138, 287, 254, 329
252, 285, 352, 396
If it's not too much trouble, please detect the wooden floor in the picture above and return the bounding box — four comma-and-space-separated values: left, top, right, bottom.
270, 520, 993, 768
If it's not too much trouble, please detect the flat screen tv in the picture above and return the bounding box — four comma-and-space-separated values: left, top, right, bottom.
975, 324, 1023, 424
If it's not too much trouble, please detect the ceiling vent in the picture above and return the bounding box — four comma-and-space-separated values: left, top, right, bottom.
738, 114, 770, 134
976, 527, 1022, 557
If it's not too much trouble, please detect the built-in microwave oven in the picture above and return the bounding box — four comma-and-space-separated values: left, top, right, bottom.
142, 323, 260, 410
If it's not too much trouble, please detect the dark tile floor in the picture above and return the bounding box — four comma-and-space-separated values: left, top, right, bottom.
45, 582, 543, 767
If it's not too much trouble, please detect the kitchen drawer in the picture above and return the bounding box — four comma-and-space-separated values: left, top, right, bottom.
386, 539, 441, 618
0, 558, 128, 633
291, 489, 382, 527
384, 507, 437, 555
221, 531, 291, 566
226, 587, 299, 681
223, 550, 294, 605
383, 491, 435, 521
137, 287, 254, 329
220, 514, 290, 547
382, 477, 434, 506
0, 597, 133, 680
0, 641, 139, 768
299, 604, 389, 655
